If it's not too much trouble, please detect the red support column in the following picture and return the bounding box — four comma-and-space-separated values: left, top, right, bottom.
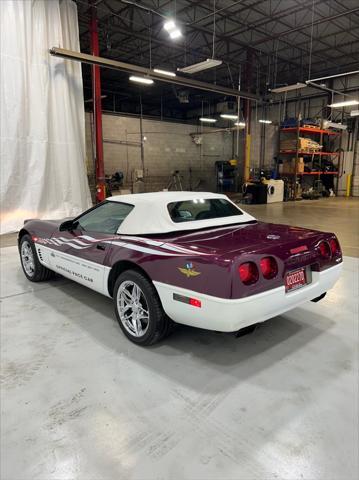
243, 49, 253, 182
90, 5, 106, 202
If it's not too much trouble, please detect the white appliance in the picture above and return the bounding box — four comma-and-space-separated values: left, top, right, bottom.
263, 179, 284, 203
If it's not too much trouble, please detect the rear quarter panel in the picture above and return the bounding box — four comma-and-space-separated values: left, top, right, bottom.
106, 246, 233, 298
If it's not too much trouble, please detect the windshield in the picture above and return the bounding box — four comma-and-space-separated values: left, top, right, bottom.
167, 198, 243, 223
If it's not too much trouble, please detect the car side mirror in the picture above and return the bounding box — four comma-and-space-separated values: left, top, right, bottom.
59, 220, 76, 231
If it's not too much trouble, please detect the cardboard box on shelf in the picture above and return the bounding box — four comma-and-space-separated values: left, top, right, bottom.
279, 157, 304, 174
280, 137, 321, 152
297, 158, 304, 173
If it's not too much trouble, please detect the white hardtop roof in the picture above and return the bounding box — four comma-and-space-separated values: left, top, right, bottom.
108, 191, 256, 235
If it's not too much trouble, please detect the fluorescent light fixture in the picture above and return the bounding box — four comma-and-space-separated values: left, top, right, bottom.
129, 76, 154, 85
270, 82, 307, 93
199, 117, 217, 123
259, 119, 272, 124
350, 110, 359, 116
328, 100, 359, 108
234, 122, 246, 127
164, 20, 176, 31
177, 58, 222, 74
153, 68, 176, 77
220, 114, 239, 120
169, 29, 182, 39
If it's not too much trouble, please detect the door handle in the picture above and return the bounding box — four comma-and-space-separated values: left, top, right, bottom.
96, 243, 106, 251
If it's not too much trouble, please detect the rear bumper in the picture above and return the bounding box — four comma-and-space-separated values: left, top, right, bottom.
154, 263, 342, 332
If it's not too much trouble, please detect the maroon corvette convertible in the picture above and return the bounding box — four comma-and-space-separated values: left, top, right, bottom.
18, 192, 342, 345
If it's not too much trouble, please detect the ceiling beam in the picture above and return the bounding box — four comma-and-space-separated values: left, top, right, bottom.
49, 47, 259, 100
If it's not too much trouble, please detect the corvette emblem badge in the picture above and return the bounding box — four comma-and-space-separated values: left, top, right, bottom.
178, 262, 201, 278
267, 234, 280, 240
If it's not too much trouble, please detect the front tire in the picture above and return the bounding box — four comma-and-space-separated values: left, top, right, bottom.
113, 270, 172, 346
19, 234, 54, 282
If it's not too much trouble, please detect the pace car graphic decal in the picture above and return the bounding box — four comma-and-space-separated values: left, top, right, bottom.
178, 262, 201, 278
35, 235, 212, 257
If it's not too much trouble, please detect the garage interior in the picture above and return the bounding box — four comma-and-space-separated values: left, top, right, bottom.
1, 1, 359, 479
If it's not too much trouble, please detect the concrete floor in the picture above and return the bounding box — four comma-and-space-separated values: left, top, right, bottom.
1, 197, 359, 480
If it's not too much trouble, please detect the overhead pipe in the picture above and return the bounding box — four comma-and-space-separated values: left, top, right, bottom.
306, 69, 359, 98
189, 126, 245, 136
308, 69, 359, 83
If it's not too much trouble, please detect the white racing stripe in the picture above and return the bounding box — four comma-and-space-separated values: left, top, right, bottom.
79, 235, 118, 243
79, 234, 209, 256
108, 240, 186, 257
48, 238, 92, 250
117, 235, 206, 255
58, 236, 93, 247
40, 233, 213, 257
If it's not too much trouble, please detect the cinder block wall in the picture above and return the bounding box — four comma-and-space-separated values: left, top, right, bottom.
85, 112, 235, 192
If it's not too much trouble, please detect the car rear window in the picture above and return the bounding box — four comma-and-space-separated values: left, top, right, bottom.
167, 198, 243, 223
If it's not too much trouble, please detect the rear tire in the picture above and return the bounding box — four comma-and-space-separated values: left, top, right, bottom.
19, 234, 54, 282
113, 269, 173, 346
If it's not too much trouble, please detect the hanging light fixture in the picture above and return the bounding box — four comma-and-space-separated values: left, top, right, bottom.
270, 83, 307, 93
199, 117, 217, 123
220, 114, 239, 120
164, 20, 176, 31
328, 100, 359, 108
177, 59, 222, 74
129, 76, 154, 85
178, 3, 222, 74
163, 19, 182, 40
153, 68, 176, 77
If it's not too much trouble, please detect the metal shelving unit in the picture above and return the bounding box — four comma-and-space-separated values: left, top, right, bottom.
278, 121, 341, 200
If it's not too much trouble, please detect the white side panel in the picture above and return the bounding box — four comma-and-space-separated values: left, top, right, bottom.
35, 244, 51, 267
35, 244, 110, 296
154, 263, 342, 332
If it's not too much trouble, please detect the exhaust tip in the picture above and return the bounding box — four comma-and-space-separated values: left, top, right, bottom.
235, 324, 258, 338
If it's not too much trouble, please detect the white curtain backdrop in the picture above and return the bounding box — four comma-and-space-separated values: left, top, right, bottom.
0, 0, 92, 234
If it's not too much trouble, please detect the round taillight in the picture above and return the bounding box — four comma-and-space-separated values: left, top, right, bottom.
238, 262, 259, 285
319, 241, 331, 259
260, 256, 278, 279
329, 238, 340, 256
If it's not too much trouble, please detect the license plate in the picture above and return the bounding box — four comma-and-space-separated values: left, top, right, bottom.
285, 268, 307, 292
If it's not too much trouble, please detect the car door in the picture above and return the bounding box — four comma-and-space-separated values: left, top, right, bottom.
48, 201, 134, 294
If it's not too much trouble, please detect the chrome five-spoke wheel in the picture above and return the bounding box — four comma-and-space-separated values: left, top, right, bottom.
21, 240, 35, 277
117, 280, 150, 337
113, 270, 173, 345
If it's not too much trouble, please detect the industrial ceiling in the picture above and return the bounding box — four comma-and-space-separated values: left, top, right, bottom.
75, 0, 359, 120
